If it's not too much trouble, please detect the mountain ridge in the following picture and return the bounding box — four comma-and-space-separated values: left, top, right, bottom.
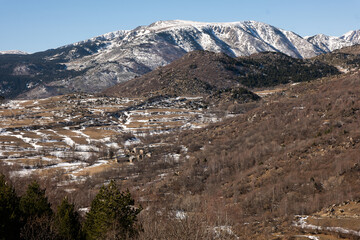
1, 20, 359, 99
0, 50, 28, 55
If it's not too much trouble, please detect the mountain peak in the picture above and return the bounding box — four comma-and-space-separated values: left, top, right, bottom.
1, 20, 359, 99
341, 30, 360, 43
306, 30, 359, 52
146, 19, 270, 32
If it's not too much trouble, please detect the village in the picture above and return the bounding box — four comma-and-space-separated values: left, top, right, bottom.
0, 93, 225, 187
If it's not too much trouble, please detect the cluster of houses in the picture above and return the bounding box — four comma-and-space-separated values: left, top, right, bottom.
115, 147, 151, 163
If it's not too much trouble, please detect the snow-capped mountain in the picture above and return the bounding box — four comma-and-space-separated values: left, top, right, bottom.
30, 20, 325, 97
66, 30, 129, 48
0, 50, 28, 55
1, 20, 359, 99
306, 30, 360, 52
341, 30, 360, 43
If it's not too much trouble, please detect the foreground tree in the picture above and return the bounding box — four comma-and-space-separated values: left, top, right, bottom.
19, 181, 55, 240
19, 181, 53, 218
0, 174, 20, 240
54, 197, 83, 240
84, 180, 142, 240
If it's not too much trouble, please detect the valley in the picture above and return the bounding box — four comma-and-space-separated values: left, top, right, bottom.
0, 94, 225, 184
3, 69, 360, 239
1, 18, 360, 239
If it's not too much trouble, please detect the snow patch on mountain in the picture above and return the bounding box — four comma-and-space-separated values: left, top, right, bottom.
306, 30, 360, 52
340, 30, 360, 44
306, 34, 352, 52
13, 20, 360, 99
0, 50, 28, 55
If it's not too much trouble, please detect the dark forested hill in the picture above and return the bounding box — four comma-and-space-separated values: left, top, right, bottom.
104, 50, 339, 97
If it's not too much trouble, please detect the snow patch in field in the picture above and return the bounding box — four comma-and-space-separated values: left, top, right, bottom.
105, 142, 119, 148
92, 160, 108, 167
78, 207, 90, 213
124, 138, 141, 146
294, 236, 319, 240
165, 153, 181, 163
293, 215, 360, 237
3, 100, 28, 109
12, 133, 42, 150
63, 136, 75, 147
50, 161, 85, 169
75, 151, 94, 160
11, 168, 35, 177
76, 145, 95, 152
41, 156, 55, 161
174, 210, 187, 220
212, 225, 239, 239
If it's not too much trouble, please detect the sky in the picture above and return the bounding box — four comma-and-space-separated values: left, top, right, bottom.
1, 0, 359, 53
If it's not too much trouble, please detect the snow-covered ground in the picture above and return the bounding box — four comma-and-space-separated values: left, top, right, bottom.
293, 215, 360, 237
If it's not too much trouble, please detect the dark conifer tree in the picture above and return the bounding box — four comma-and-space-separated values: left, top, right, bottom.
55, 197, 83, 240
19, 181, 52, 218
84, 180, 142, 240
0, 174, 20, 240
19, 181, 55, 240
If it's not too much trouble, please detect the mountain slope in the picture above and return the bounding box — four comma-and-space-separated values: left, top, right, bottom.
39, 20, 325, 99
148, 70, 360, 238
340, 30, 360, 43
104, 50, 339, 97
103, 51, 241, 97
306, 30, 360, 52
1, 20, 359, 99
312, 44, 360, 72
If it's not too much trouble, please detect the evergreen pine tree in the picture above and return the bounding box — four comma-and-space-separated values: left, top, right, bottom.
55, 197, 83, 240
19, 181, 55, 240
84, 180, 142, 240
0, 174, 20, 240
19, 181, 52, 218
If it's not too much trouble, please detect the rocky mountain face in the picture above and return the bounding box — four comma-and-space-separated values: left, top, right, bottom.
306, 30, 360, 52
0, 20, 359, 99
104, 50, 339, 97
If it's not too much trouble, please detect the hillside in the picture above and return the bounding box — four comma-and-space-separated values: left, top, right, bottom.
104, 51, 242, 97
104, 50, 339, 97
2, 69, 360, 239
102, 70, 360, 239
237, 51, 339, 88
1, 20, 359, 99
313, 44, 360, 72
154, 70, 360, 238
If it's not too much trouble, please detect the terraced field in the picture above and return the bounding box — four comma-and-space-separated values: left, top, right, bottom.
0, 94, 222, 182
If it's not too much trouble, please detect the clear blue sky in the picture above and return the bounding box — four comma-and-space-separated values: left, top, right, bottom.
1, 0, 359, 53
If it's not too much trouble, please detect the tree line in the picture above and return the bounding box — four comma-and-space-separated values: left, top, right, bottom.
0, 175, 142, 240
